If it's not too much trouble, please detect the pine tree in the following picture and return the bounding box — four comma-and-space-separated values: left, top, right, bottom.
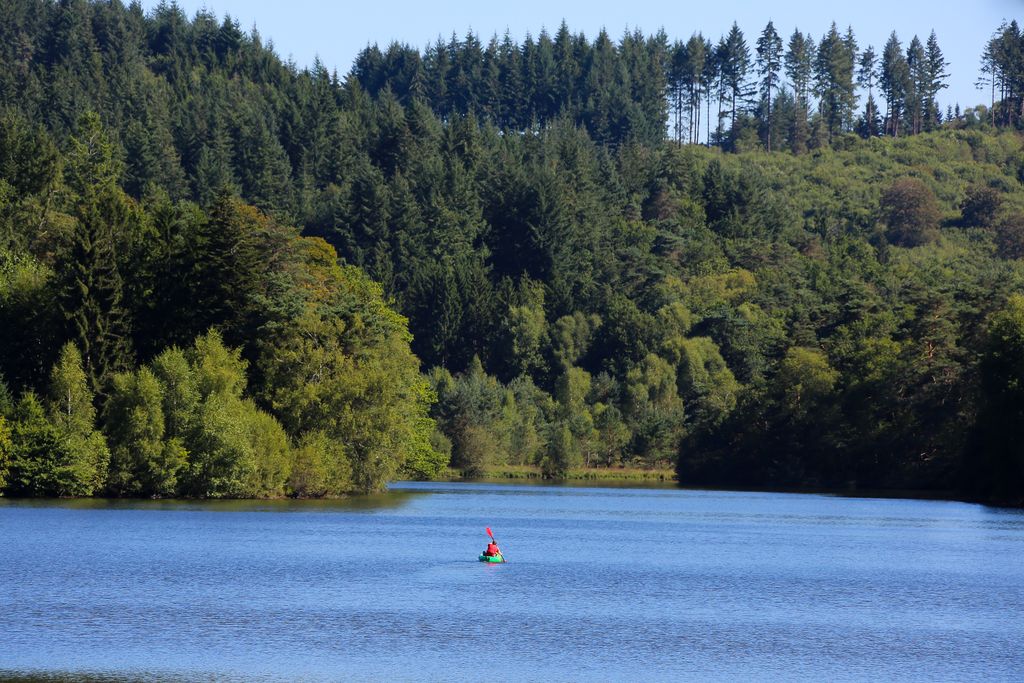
814, 23, 857, 143
906, 36, 926, 135
977, 25, 1003, 127
720, 23, 752, 140
58, 112, 136, 398
880, 32, 910, 136
756, 21, 784, 151
856, 45, 881, 137
923, 31, 949, 131
785, 30, 815, 153
668, 39, 688, 145
684, 34, 709, 145
497, 31, 525, 129
985, 21, 1023, 127
700, 36, 718, 145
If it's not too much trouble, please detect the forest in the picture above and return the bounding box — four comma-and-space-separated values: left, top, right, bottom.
1, 0, 1024, 504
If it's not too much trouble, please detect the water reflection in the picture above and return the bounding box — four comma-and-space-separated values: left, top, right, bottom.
0, 489, 425, 513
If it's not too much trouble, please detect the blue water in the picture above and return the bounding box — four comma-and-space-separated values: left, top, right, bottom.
1, 483, 1023, 681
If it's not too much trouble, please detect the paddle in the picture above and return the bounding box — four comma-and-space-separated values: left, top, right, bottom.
486, 526, 506, 563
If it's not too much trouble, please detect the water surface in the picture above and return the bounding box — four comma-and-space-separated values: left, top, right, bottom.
1, 483, 1022, 681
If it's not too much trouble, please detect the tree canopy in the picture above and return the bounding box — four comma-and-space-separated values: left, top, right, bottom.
1, 2, 1023, 505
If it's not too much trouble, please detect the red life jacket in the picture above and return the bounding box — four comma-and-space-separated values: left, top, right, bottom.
486, 542, 500, 556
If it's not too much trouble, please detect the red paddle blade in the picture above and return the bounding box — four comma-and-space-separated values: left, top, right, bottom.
486, 527, 494, 539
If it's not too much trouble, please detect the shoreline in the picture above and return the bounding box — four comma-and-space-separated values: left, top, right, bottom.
436, 466, 1009, 506
0, 468, 1017, 508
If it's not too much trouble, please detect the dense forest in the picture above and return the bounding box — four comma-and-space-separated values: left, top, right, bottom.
2, 0, 1024, 504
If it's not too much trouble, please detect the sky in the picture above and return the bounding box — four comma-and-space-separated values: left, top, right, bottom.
141, 0, 1022, 111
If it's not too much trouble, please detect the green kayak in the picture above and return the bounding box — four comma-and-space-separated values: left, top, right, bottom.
478, 554, 505, 563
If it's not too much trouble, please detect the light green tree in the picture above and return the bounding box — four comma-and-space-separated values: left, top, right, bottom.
625, 354, 685, 466
149, 346, 200, 441
775, 347, 839, 419
288, 430, 352, 497
260, 238, 440, 493
105, 367, 186, 497
6, 393, 60, 496
676, 336, 741, 430
555, 366, 599, 466
542, 421, 580, 478
181, 330, 292, 498
46, 343, 110, 495
0, 415, 11, 492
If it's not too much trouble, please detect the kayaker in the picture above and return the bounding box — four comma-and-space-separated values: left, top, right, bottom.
484, 540, 501, 557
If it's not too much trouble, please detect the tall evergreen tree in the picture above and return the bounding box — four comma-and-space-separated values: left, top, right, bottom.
58, 112, 135, 397
720, 23, 752, 139
684, 34, 709, 145
700, 36, 719, 145
880, 32, 910, 136
982, 21, 1023, 127
856, 45, 881, 137
755, 21, 784, 151
923, 31, 949, 131
668, 39, 688, 145
814, 23, 857, 142
784, 29, 815, 153
905, 35, 927, 135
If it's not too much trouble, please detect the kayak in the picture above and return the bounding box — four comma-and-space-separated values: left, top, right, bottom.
478, 554, 505, 563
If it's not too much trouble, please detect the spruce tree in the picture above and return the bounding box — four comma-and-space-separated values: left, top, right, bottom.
906, 36, 927, 135
814, 23, 857, 142
923, 31, 949, 131
880, 33, 910, 136
785, 30, 814, 153
58, 112, 135, 398
755, 21, 784, 151
684, 34, 708, 145
856, 46, 881, 137
720, 23, 752, 139
700, 36, 718, 145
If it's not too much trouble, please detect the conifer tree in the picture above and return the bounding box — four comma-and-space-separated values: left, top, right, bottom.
857, 45, 881, 137
923, 31, 949, 131
906, 36, 927, 135
785, 30, 815, 152
668, 39, 688, 145
814, 23, 857, 142
700, 36, 718, 145
684, 34, 709, 145
58, 112, 136, 397
756, 21, 784, 151
880, 33, 910, 136
720, 23, 752, 139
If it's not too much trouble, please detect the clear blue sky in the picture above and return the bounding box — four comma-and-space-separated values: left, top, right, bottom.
143, 0, 1021, 111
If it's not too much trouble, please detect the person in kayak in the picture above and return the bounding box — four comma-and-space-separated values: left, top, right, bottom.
484, 539, 501, 557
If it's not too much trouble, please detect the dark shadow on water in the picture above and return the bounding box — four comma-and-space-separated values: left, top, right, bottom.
432, 477, 680, 490
0, 490, 425, 513
3, 482, 1020, 514
0, 673, 265, 683
395, 478, 1024, 511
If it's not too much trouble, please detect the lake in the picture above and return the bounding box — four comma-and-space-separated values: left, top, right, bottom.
1, 482, 1022, 681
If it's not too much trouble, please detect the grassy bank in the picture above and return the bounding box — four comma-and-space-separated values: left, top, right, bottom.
443, 465, 678, 483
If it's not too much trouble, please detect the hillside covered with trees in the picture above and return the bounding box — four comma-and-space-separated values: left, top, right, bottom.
2, 1, 1024, 504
